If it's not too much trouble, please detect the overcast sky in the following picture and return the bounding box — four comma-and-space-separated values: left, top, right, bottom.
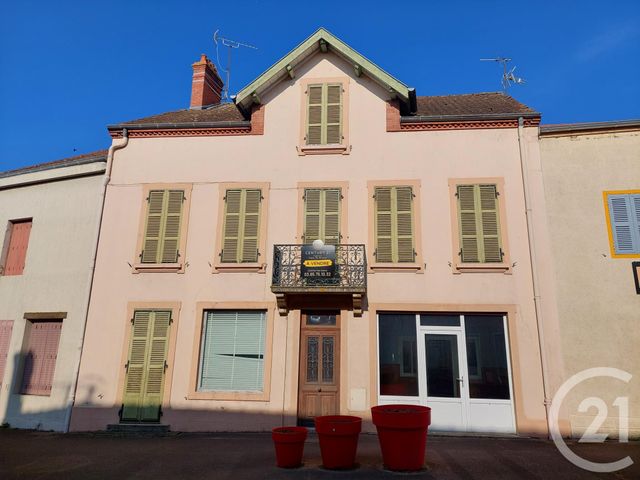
1, 0, 639, 171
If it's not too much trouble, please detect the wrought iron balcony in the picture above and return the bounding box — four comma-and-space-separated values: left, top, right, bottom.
271, 244, 367, 316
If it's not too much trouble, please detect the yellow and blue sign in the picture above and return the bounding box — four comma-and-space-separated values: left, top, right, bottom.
301, 244, 336, 280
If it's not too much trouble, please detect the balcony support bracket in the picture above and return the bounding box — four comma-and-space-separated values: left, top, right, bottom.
352, 294, 363, 317
275, 294, 288, 316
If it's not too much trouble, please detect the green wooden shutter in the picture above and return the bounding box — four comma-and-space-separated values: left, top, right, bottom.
306, 84, 342, 145
221, 190, 242, 263
122, 311, 151, 421
241, 190, 261, 262
457, 185, 480, 262
221, 189, 261, 263
457, 184, 502, 263
140, 311, 171, 421
141, 191, 165, 263
325, 84, 342, 144
161, 190, 184, 263
122, 311, 171, 422
323, 189, 341, 245
304, 188, 341, 245
141, 190, 184, 264
306, 85, 323, 145
395, 187, 415, 262
375, 186, 415, 263
479, 185, 502, 262
303, 189, 321, 242
374, 187, 393, 262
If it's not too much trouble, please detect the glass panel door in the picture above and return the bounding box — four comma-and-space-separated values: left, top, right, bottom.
425, 334, 460, 398
423, 331, 467, 431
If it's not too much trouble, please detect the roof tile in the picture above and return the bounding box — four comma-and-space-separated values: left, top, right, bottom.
0, 150, 108, 178
110, 93, 537, 128
414, 92, 537, 116
115, 103, 244, 126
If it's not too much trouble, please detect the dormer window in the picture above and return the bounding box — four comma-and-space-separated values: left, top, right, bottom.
299, 78, 349, 155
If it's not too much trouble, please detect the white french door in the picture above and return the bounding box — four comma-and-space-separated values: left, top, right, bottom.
418, 330, 468, 431
378, 313, 516, 434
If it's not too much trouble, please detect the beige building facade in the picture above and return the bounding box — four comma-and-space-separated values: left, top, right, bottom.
540, 121, 640, 439
70, 29, 565, 435
0, 152, 106, 431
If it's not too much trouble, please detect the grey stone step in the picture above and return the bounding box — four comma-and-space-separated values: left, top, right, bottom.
106, 424, 170, 435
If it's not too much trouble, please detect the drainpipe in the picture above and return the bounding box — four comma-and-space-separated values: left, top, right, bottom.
63, 129, 129, 432
517, 117, 553, 437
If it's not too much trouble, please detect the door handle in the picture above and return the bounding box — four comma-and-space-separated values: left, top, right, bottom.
456, 376, 464, 386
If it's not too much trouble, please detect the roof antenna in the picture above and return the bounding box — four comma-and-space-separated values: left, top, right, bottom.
480, 57, 526, 93
213, 30, 258, 101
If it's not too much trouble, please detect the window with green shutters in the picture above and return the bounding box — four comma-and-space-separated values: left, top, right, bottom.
456, 184, 503, 263
220, 189, 262, 263
306, 83, 343, 145
121, 310, 172, 422
140, 189, 184, 264
197, 310, 266, 392
606, 192, 640, 256
374, 186, 416, 263
303, 188, 341, 245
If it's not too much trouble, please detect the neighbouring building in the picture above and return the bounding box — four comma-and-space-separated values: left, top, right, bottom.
0, 151, 106, 431
70, 28, 567, 435
540, 120, 640, 439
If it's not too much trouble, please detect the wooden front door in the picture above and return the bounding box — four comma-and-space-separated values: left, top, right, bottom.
298, 311, 340, 423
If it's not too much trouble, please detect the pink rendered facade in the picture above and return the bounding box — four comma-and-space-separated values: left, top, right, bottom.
71, 30, 565, 435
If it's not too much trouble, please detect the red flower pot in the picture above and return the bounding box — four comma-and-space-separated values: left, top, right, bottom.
314, 415, 362, 469
371, 404, 431, 471
272, 426, 308, 468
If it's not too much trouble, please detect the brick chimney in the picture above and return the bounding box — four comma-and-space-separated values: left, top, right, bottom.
190, 54, 224, 109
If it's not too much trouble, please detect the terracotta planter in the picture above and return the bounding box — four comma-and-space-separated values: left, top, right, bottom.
271, 426, 308, 468
371, 404, 431, 471
314, 415, 362, 469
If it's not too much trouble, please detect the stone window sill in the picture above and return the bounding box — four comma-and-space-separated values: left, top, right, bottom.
369, 263, 423, 273
213, 263, 266, 273
298, 144, 350, 156
453, 263, 511, 274
132, 263, 184, 274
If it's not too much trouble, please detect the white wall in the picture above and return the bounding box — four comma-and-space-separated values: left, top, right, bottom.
0, 163, 104, 431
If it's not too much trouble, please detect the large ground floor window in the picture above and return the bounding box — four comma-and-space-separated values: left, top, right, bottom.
377, 312, 515, 433
197, 310, 266, 392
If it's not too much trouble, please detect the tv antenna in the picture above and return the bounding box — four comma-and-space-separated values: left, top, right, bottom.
480, 57, 526, 92
214, 29, 258, 101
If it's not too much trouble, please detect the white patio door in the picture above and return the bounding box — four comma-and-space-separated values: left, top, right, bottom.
377, 313, 515, 434
419, 315, 516, 433
418, 330, 467, 431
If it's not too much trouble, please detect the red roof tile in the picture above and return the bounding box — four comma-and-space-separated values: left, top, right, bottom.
414, 92, 537, 117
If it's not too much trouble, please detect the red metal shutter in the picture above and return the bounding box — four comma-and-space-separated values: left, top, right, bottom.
0, 320, 14, 387
21, 321, 62, 395
4, 220, 32, 276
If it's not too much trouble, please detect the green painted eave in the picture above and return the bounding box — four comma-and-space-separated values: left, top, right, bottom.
234, 27, 412, 112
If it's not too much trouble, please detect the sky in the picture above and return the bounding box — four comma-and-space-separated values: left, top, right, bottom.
1, 0, 639, 171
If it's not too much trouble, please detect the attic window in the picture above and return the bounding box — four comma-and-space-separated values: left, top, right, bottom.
306, 83, 342, 145
299, 80, 349, 155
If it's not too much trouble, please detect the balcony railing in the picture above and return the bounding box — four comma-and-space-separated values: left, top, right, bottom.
271, 244, 367, 294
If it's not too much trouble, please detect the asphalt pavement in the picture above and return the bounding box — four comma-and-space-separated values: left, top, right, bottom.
1, 429, 638, 479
